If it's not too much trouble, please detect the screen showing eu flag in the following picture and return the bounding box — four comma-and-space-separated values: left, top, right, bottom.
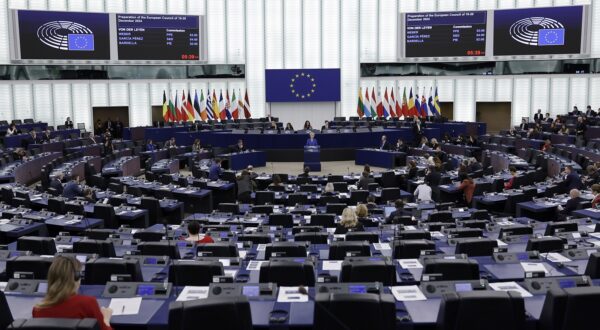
17, 10, 110, 60
265, 69, 341, 102
493, 6, 584, 56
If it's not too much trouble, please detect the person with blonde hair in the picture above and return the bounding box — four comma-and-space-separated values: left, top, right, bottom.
323, 182, 335, 196
356, 203, 377, 227
32, 256, 113, 330
335, 207, 364, 234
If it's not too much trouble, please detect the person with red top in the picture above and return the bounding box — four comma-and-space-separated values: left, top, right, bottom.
182, 220, 214, 243
32, 256, 113, 330
504, 167, 517, 190
541, 139, 552, 152
457, 176, 476, 206
592, 184, 600, 208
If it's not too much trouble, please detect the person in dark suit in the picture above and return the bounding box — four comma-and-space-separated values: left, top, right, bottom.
41, 129, 52, 143
83, 188, 96, 203
519, 119, 528, 131
104, 118, 114, 133
236, 170, 255, 201
164, 137, 177, 148
357, 171, 374, 190
386, 199, 406, 224
394, 139, 408, 152
425, 165, 441, 187
559, 189, 583, 218
146, 139, 156, 151
533, 109, 544, 122
62, 178, 83, 199
412, 118, 423, 146
406, 160, 418, 180
378, 135, 390, 150
50, 173, 64, 195
305, 132, 319, 147
321, 120, 330, 131
334, 208, 365, 234
208, 159, 223, 181
563, 166, 583, 190
576, 116, 587, 139
29, 130, 40, 144
571, 106, 581, 116
64, 117, 73, 129
114, 117, 123, 139
233, 139, 246, 153
298, 166, 310, 178
544, 113, 553, 123
585, 106, 597, 117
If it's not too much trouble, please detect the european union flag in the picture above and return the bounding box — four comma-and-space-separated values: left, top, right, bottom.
68, 34, 94, 51
265, 69, 340, 102
538, 29, 565, 46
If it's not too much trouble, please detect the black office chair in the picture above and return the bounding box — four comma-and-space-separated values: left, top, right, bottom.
340, 259, 396, 285
397, 229, 432, 240
83, 229, 115, 240
380, 188, 400, 203
310, 214, 336, 228
326, 203, 346, 215
287, 193, 308, 206
48, 198, 66, 214
82, 258, 143, 285
259, 259, 316, 286
498, 225, 534, 238
422, 259, 480, 281
584, 252, 600, 279
268, 214, 294, 228
526, 237, 565, 253
0, 291, 12, 329
294, 232, 329, 244
133, 231, 164, 242
539, 286, 600, 330
328, 241, 371, 260
237, 233, 272, 244
393, 239, 435, 259
437, 291, 526, 330
426, 211, 454, 223
196, 242, 239, 257
299, 184, 318, 193
350, 190, 369, 204
345, 232, 379, 244
314, 292, 396, 330
544, 221, 578, 236
93, 204, 118, 229
319, 195, 340, 206
17, 237, 57, 255
168, 296, 253, 330
5, 256, 53, 280
9, 318, 99, 329
218, 203, 240, 214
264, 242, 307, 260
254, 191, 275, 205
168, 260, 224, 286
72, 239, 116, 258
454, 238, 498, 257
138, 241, 181, 259
139, 197, 162, 226
251, 205, 273, 215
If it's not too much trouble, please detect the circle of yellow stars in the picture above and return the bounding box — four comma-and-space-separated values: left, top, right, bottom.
289, 72, 317, 99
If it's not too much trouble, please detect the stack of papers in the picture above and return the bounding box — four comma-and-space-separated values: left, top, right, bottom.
373, 243, 391, 251
489, 282, 532, 298
176, 286, 209, 301
109, 297, 142, 316
398, 259, 423, 269
277, 287, 309, 303
520, 262, 549, 275
390, 285, 427, 301
322, 260, 343, 271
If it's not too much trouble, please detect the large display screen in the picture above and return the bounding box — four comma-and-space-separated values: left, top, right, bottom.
16, 10, 110, 60
116, 14, 200, 60
493, 6, 584, 56
405, 11, 487, 57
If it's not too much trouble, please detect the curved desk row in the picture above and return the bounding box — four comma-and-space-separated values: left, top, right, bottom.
0, 152, 62, 185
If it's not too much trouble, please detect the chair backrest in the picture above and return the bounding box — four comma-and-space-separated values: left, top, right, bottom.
258, 259, 316, 286
196, 242, 239, 257
0, 291, 13, 330
287, 193, 308, 206
294, 232, 329, 244
139, 197, 161, 225
82, 258, 143, 284
393, 239, 435, 259
340, 259, 396, 285
299, 184, 318, 193
350, 190, 369, 204
48, 198, 65, 214
93, 204, 117, 229
5, 256, 53, 280
168, 260, 224, 286
255, 191, 275, 205
264, 242, 307, 260
437, 291, 525, 330
326, 203, 346, 215
380, 188, 400, 203
427, 211, 454, 223
17, 237, 57, 255
218, 203, 240, 214
138, 241, 181, 259
454, 238, 498, 257
539, 286, 600, 330
345, 232, 379, 244
526, 237, 564, 253
423, 258, 480, 281
236, 234, 272, 244
132, 231, 164, 242
9, 318, 99, 330
310, 214, 336, 228
72, 239, 116, 258
328, 241, 371, 260
314, 292, 396, 330
584, 252, 600, 279
268, 214, 294, 228
544, 221, 578, 236
168, 296, 253, 330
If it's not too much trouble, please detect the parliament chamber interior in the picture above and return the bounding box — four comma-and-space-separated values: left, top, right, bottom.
2, 0, 600, 329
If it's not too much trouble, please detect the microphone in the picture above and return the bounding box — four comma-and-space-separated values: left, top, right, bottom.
297, 286, 351, 330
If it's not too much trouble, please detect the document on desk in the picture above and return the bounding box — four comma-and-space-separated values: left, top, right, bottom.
520, 262, 549, 275
176, 286, 209, 302
109, 297, 142, 316
373, 243, 391, 251
277, 287, 309, 303
489, 282, 532, 298
322, 260, 343, 271
545, 252, 571, 263
246, 260, 267, 271
398, 259, 423, 269
390, 285, 427, 301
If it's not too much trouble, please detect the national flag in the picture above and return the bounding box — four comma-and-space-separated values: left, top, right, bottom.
375, 88, 384, 118
408, 87, 416, 117
224, 90, 232, 120
370, 87, 377, 118
186, 90, 195, 121
162, 90, 170, 122
382, 87, 391, 118
219, 90, 227, 120
393, 88, 401, 118
420, 93, 428, 118
212, 90, 220, 120
179, 90, 187, 121
231, 90, 239, 119
427, 87, 435, 117
193, 89, 202, 121
238, 89, 245, 119
389, 88, 396, 118
433, 87, 441, 116
168, 92, 176, 122
415, 89, 421, 118
206, 92, 214, 120
401, 87, 409, 117
364, 88, 371, 117
357, 87, 365, 117
174, 90, 182, 121
243, 90, 251, 119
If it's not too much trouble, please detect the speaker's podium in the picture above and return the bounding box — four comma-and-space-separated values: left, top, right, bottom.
304, 146, 321, 171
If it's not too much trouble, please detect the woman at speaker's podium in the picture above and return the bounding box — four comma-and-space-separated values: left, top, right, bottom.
305, 131, 319, 147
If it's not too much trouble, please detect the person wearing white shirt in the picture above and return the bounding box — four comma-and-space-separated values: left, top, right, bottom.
414, 181, 433, 202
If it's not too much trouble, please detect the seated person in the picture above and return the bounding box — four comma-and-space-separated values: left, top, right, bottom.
425, 165, 441, 187
457, 176, 476, 205
592, 184, 600, 208
563, 165, 583, 190
268, 174, 284, 189
504, 167, 517, 190
558, 189, 583, 218
414, 179, 433, 202
322, 183, 335, 196
29, 130, 40, 144
83, 188, 96, 203
50, 172, 64, 195
334, 207, 365, 234
232, 139, 246, 152
285, 123, 294, 131
394, 139, 408, 152
321, 120, 330, 131
5, 123, 17, 137
356, 204, 377, 227
378, 135, 390, 150
146, 139, 156, 151
32, 256, 113, 330
365, 195, 378, 210
303, 120, 312, 130
357, 171, 374, 190
386, 199, 406, 224
298, 166, 310, 178
192, 139, 203, 152
541, 139, 551, 152
429, 138, 440, 150
305, 131, 319, 147
208, 159, 223, 181
62, 177, 83, 199
406, 160, 418, 180
42, 129, 52, 142
181, 220, 214, 243
419, 137, 429, 149
164, 137, 177, 148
